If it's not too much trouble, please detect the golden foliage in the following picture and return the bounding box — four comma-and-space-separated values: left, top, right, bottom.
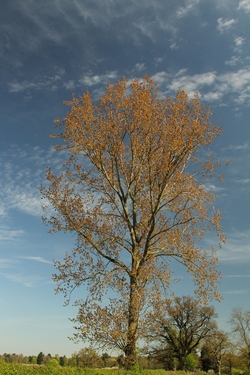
42, 76, 225, 367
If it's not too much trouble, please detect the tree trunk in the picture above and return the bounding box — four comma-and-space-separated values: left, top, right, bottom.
124, 275, 140, 369
218, 363, 221, 375
178, 356, 186, 371
247, 350, 250, 369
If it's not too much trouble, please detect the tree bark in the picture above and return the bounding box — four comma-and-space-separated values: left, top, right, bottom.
124, 275, 140, 369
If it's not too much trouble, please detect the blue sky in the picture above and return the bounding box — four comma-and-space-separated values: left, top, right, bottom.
0, 0, 249, 357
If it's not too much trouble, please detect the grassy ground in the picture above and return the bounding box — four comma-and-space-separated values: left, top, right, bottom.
0, 362, 211, 375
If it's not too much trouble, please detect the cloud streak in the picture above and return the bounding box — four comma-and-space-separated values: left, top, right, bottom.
217, 229, 250, 263
0, 228, 24, 241
223, 289, 248, 295
176, 0, 200, 19
217, 17, 237, 33
79, 71, 118, 87
223, 274, 250, 278
2, 273, 45, 287
8, 67, 65, 93
0, 258, 18, 269
17, 256, 53, 265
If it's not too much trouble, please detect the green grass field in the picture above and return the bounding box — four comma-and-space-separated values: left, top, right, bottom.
0, 362, 190, 375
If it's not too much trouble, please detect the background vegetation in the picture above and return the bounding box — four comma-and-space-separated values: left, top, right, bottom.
1, 305, 250, 375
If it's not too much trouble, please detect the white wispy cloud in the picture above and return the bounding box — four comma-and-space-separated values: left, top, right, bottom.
223, 274, 250, 278
217, 17, 237, 33
238, 0, 250, 13
169, 41, 178, 50
0, 0, 204, 71
168, 71, 217, 98
3, 273, 45, 287
0, 258, 18, 269
8, 81, 38, 93
153, 67, 250, 105
225, 56, 240, 66
8, 69, 119, 94
8, 190, 43, 217
234, 36, 245, 48
133, 20, 157, 42
236, 179, 250, 184
8, 68, 65, 93
151, 71, 170, 85
134, 63, 146, 72
217, 229, 250, 263
79, 71, 118, 87
154, 57, 165, 66
176, 0, 200, 19
226, 143, 249, 150
204, 183, 226, 193
17, 256, 53, 265
0, 228, 24, 241
0, 204, 7, 217
63, 80, 76, 90
0, 145, 64, 220
223, 289, 248, 295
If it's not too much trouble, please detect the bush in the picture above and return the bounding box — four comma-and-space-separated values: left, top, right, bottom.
47, 358, 60, 367
229, 368, 245, 375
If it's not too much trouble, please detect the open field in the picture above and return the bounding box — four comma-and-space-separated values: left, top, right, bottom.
0, 363, 189, 375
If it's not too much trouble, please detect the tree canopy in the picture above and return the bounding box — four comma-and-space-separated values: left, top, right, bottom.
42, 76, 225, 368
145, 295, 218, 370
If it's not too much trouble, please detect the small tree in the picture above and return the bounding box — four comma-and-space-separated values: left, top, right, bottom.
223, 350, 247, 373
145, 296, 218, 370
59, 355, 68, 366
200, 344, 214, 372
37, 352, 44, 365
186, 353, 198, 371
77, 348, 103, 368
44, 353, 52, 365
148, 345, 178, 370
201, 330, 230, 375
29, 356, 37, 364
68, 353, 77, 367
42, 76, 225, 368
101, 352, 117, 367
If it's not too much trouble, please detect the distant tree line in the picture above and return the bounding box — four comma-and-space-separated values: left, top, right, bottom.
1, 300, 250, 373
0, 350, 118, 368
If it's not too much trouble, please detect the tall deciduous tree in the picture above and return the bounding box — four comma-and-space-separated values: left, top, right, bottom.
229, 307, 250, 368
41, 76, 225, 368
145, 295, 218, 370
